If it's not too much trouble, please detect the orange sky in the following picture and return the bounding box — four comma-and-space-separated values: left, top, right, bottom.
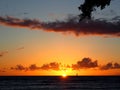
0, 0, 120, 76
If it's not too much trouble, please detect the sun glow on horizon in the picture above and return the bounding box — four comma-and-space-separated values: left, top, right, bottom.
62, 73, 67, 78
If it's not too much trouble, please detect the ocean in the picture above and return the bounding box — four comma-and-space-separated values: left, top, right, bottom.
0, 76, 120, 90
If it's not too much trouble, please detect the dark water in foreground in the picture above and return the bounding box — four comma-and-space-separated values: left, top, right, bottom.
0, 76, 120, 90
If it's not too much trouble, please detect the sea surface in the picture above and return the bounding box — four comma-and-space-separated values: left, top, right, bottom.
0, 76, 120, 90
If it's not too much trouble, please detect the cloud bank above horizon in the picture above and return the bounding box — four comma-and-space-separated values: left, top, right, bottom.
8, 57, 120, 72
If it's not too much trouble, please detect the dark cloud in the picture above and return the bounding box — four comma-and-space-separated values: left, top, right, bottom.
0, 16, 120, 37
100, 62, 120, 70
72, 58, 98, 70
40, 62, 60, 71
40, 64, 50, 70
11, 62, 61, 71
114, 63, 120, 69
100, 62, 113, 70
10, 58, 120, 72
11, 64, 40, 71
0, 51, 8, 57
11, 64, 27, 71
49, 62, 60, 70
78, 0, 111, 21
29, 64, 40, 71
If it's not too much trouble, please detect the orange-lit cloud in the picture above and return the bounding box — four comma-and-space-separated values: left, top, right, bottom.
40, 62, 60, 71
0, 16, 120, 37
10, 57, 120, 72
11, 62, 61, 71
29, 64, 40, 71
11, 64, 27, 71
72, 57, 98, 70
100, 62, 120, 70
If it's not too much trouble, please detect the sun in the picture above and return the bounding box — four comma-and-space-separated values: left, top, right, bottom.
62, 73, 67, 78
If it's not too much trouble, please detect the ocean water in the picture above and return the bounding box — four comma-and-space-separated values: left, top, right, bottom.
0, 76, 120, 90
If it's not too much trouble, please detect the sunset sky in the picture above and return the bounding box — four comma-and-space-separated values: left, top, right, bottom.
0, 0, 120, 76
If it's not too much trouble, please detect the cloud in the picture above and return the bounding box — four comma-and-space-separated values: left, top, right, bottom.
100, 62, 120, 70
78, 0, 112, 21
114, 63, 120, 69
10, 58, 120, 72
0, 16, 120, 37
40, 64, 50, 70
72, 57, 98, 70
29, 64, 40, 71
11, 64, 40, 71
11, 62, 61, 71
11, 64, 27, 71
40, 62, 60, 70
100, 62, 113, 70
0, 51, 8, 57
